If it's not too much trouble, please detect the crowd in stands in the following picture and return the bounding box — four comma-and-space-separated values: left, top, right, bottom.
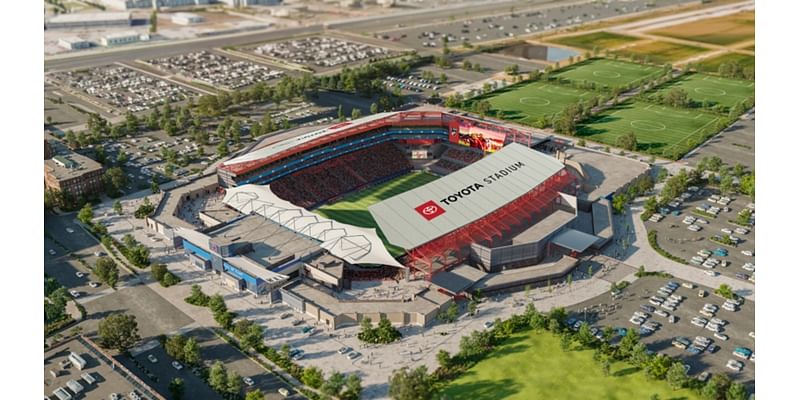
430, 145, 484, 174
271, 142, 412, 208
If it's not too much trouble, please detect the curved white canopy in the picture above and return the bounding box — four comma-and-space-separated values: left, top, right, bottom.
223, 184, 403, 268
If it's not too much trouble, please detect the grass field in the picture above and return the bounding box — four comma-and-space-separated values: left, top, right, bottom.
314, 171, 438, 257
611, 41, 709, 64
552, 58, 663, 90
547, 31, 641, 50
474, 82, 594, 125
648, 10, 754, 46
695, 52, 754, 74
650, 73, 754, 110
577, 100, 720, 158
440, 330, 702, 400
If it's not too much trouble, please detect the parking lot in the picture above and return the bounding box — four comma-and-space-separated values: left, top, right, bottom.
645, 185, 755, 281
250, 36, 397, 72
144, 50, 285, 91
375, 0, 695, 51
48, 65, 196, 114
567, 276, 755, 391
684, 114, 755, 171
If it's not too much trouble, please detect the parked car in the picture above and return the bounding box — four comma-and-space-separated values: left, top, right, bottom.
75, 272, 85, 278
338, 347, 352, 355
278, 388, 290, 397
243, 377, 254, 386
49, 249, 57, 255
280, 312, 292, 319
89, 282, 100, 288
726, 359, 744, 372
171, 361, 183, 370
347, 351, 362, 360
147, 354, 158, 363
69, 290, 80, 298
697, 371, 711, 382
714, 333, 729, 341
741, 250, 754, 257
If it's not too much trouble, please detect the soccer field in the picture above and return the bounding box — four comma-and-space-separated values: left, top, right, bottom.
552, 58, 663, 90
650, 73, 754, 111
578, 100, 721, 159
440, 330, 702, 400
315, 171, 439, 257
477, 82, 595, 125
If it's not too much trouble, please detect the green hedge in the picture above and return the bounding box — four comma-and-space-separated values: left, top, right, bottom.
647, 230, 688, 264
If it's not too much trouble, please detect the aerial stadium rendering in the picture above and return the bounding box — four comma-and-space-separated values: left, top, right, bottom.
145, 107, 630, 329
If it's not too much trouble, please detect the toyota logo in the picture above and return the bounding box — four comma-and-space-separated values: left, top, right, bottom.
422, 205, 439, 215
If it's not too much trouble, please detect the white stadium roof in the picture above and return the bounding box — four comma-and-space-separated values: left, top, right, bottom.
368, 143, 565, 250
223, 184, 403, 268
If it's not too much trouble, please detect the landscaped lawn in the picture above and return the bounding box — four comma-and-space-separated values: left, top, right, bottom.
649, 73, 754, 111
469, 82, 595, 125
547, 31, 642, 50
440, 330, 703, 400
552, 58, 664, 90
577, 100, 720, 159
648, 10, 754, 46
315, 171, 438, 256
695, 52, 754, 74
610, 41, 709, 64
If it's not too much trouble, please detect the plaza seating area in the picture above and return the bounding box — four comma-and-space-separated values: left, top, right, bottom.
271, 143, 412, 208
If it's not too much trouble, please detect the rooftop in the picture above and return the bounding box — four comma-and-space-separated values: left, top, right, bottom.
369, 143, 566, 250
512, 208, 576, 245
473, 256, 578, 292
47, 12, 131, 24
44, 152, 102, 181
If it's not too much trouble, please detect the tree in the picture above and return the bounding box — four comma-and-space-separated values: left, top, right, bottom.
475, 100, 492, 117
726, 382, 748, 400
666, 362, 688, 389
389, 366, 433, 400
242, 323, 264, 350
342, 373, 363, 400
644, 354, 672, 380
436, 349, 453, 369
719, 174, 734, 196
663, 88, 690, 108
208, 294, 227, 315
702, 374, 732, 400
351, 107, 362, 120
370, 103, 378, 114
577, 322, 595, 347
208, 361, 227, 393
116, 150, 128, 165
338, 105, 345, 122
103, 167, 128, 196
616, 132, 638, 151
644, 196, 659, 214
151, 177, 160, 194
94, 257, 119, 288
168, 378, 184, 400
164, 335, 187, 362
113, 200, 123, 215
217, 141, 229, 157
739, 173, 754, 199
183, 337, 201, 366
98, 313, 141, 352
321, 371, 346, 397
245, 389, 265, 400
504, 63, 520, 76
151, 263, 167, 282
149, 10, 158, 33
302, 366, 324, 389
226, 370, 242, 395
78, 203, 94, 224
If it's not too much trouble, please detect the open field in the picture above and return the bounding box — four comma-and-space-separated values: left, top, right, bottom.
650, 73, 754, 111
546, 31, 642, 50
552, 58, 664, 90
472, 82, 595, 125
315, 171, 438, 256
611, 41, 709, 64
648, 10, 754, 46
695, 52, 754, 74
439, 330, 703, 400
578, 100, 720, 159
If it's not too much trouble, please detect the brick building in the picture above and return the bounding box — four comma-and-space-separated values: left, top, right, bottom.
44, 153, 104, 200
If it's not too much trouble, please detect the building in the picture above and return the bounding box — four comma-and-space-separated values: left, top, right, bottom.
219, 0, 283, 7
45, 12, 131, 29
100, 0, 212, 9
100, 31, 149, 46
171, 12, 204, 25
45, 139, 53, 160
58, 37, 91, 50
44, 153, 104, 200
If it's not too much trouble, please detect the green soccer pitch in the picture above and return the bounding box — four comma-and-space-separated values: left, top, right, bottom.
314, 171, 439, 257
552, 58, 663, 89
476, 82, 595, 125
439, 330, 702, 400
650, 73, 755, 111
578, 100, 721, 159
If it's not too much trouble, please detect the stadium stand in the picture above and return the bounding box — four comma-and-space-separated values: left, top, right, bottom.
271, 142, 412, 208
429, 145, 484, 175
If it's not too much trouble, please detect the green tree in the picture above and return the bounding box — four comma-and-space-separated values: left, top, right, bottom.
616, 132, 638, 151
370, 103, 379, 114
702, 374, 732, 400
149, 10, 158, 33
644, 354, 672, 380
245, 389, 264, 400
338, 105, 345, 122
351, 107, 362, 120
98, 313, 141, 352
113, 200, 123, 215
436, 349, 453, 369
94, 257, 119, 288
242, 323, 264, 351
321, 371, 346, 397
666, 362, 688, 389
226, 370, 242, 395
726, 382, 748, 400
164, 334, 187, 362
183, 337, 201, 366
77, 203, 94, 224
151, 264, 167, 282
475, 100, 492, 117
168, 377, 184, 400
103, 167, 128, 196
342, 373, 363, 400
389, 366, 433, 400
217, 141, 229, 157
208, 361, 227, 393
302, 366, 324, 389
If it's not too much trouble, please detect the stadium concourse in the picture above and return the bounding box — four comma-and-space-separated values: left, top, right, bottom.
144, 106, 634, 329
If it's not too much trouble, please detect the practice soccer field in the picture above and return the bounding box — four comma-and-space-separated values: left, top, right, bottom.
475, 82, 595, 125
552, 58, 663, 90
650, 73, 754, 111
578, 100, 721, 159
314, 171, 439, 257
439, 330, 702, 400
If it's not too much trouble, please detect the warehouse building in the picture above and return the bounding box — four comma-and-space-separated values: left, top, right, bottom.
58, 37, 91, 50
45, 12, 131, 29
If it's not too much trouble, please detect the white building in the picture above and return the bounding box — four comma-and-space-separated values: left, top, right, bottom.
219, 0, 283, 7
58, 37, 91, 50
100, 31, 150, 46
171, 12, 204, 25
100, 0, 212, 9
45, 12, 131, 29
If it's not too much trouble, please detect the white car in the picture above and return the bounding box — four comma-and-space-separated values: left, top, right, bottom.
714, 332, 729, 341
726, 359, 744, 372
243, 377, 254, 386
89, 282, 100, 288
741, 250, 754, 257
703, 304, 719, 312
688, 225, 702, 232
704, 270, 719, 277
710, 318, 727, 326
172, 361, 183, 370
629, 316, 645, 325
48, 249, 57, 255
682, 217, 696, 225
705, 323, 721, 333
278, 388, 290, 397
742, 263, 755, 272
75, 272, 85, 278
66, 227, 75, 234
69, 290, 80, 298
695, 218, 708, 224
654, 309, 669, 318
691, 317, 707, 327
147, 354, 158, 363
734, 227, 750, 235
749, 331, 755, 339
721, 228, 733, 234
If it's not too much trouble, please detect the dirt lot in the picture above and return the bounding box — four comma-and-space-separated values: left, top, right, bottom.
567, 276, 755, 392
647, 10, 754, 46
